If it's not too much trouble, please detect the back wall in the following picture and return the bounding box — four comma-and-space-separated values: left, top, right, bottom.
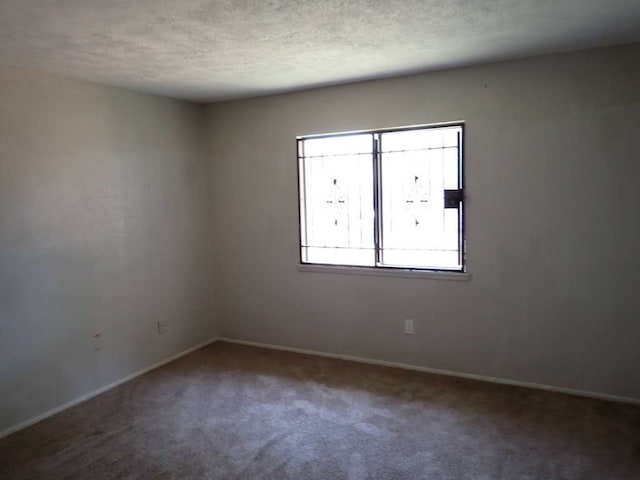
206, 43, 640, 401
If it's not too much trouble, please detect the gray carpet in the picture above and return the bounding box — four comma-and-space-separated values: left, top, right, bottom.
1, 342, 639, 479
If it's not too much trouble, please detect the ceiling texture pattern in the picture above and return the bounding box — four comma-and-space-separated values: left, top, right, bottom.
1, 0, 639, 102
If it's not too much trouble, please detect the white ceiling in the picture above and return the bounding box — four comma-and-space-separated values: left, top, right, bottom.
0, 0, 639, 102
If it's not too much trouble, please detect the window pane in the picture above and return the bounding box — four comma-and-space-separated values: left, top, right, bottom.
442, 147, 459, 190
379, 127, 461, 270
303, 134, 372, 157
298, 124, 464, 272
299, 134, 374, 266
381, 126, 460, 152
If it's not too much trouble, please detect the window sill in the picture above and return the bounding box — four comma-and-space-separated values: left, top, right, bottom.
297, 263, 471, 281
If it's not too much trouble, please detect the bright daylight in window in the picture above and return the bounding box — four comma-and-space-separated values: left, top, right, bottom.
297, 123, 465, 272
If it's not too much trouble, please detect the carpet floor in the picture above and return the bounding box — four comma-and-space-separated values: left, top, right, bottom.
1, 342, 639, 479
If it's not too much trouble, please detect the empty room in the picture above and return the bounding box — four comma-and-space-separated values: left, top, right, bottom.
1, 1, 640, 479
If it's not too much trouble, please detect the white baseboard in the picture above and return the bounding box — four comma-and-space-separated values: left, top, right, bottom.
0, 337, 219, 440
218, 337, 640, 406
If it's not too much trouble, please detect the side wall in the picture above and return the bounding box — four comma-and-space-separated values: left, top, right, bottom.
0, 66, 217, 433
206, 44, 640, 400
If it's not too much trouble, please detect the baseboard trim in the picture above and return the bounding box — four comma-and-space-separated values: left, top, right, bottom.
218, 337, 640, 406
0, 337, 219, 440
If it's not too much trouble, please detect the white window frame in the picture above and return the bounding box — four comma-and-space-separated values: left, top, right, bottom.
297, 122, 467, 278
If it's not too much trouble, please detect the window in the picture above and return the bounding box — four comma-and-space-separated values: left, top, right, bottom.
297, 123, 465, 272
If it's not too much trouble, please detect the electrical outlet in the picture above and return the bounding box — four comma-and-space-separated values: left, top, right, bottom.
404, 319, 414, 335
92, 332, 103, 351
157, 321, 166, 334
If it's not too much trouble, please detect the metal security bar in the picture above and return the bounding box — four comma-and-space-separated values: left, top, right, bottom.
297, 123, 465, 272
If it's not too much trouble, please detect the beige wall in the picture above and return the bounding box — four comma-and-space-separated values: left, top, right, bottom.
0, 66, 217, 433
206, 44, 640, 400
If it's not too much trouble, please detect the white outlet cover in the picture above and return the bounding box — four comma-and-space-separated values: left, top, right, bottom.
405, 319, 414, 334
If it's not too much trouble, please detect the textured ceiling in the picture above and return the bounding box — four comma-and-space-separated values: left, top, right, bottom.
1, 0, 640, 102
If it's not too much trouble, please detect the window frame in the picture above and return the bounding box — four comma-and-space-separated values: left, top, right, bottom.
297, 121, 466, 276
